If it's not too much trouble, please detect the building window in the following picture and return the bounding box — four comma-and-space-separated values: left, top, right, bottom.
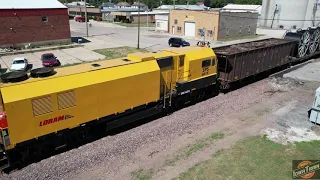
42, 16, 48, 22
226, 28, 229, 37
157, 22, 161, 28
198, 29, 204, 36
177, 26, 182, 32
207, 30, 213, 37
174, 19, 178, 24
248, 26, 251, 34
239, 26, 242, 33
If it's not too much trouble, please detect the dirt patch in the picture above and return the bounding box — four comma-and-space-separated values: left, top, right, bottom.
94, 46, 148, 59
262, 77, 320, 145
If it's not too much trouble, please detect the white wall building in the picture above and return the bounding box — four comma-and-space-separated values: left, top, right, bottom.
260, 0, 320, 29
155, 13, 169, 32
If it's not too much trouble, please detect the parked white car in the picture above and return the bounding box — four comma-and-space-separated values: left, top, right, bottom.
10, 57, 28, 71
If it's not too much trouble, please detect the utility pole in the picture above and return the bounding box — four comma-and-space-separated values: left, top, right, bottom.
137, 0, 140, 49
147, 0, 149, 29
84, 0, 89, 37
173, 0, 176, 9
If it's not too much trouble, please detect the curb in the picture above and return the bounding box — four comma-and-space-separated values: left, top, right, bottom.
0, 44, 84, 56
269, 59, 315, 78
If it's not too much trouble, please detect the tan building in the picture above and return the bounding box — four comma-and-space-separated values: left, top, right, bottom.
169, 10, 219, 40
169, 9, 258, 40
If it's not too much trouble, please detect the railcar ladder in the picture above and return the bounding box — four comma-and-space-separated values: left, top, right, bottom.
163, 71, 174, 109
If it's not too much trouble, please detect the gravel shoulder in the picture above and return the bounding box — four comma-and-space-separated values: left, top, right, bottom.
1, 75, 319, 180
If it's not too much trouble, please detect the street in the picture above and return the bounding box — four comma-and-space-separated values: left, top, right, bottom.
0, 20, 285, 71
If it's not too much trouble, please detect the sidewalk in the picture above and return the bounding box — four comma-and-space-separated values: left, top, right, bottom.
0, 44, 83, 56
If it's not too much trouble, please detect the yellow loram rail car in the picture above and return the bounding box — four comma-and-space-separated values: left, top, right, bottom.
0, 46, 218, 170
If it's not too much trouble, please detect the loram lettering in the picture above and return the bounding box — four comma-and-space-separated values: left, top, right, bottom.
39, 115, 73, 127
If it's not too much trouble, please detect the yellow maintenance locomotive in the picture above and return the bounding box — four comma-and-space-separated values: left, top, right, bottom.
0, 46, 217, 169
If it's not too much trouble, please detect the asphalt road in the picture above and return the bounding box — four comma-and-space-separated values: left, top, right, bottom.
0, 20, 285, 71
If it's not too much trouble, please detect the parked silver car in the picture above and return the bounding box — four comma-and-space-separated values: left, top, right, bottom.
10, 57, 28, 71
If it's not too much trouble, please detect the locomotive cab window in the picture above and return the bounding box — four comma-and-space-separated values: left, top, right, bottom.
157, 56, 173, 69
212, 58, 215, 66
202, 60, 211, 68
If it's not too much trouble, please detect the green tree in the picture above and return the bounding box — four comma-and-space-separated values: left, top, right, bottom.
211, 0, 226, 8
204, 0, 211, 7
235, 0, 262, 5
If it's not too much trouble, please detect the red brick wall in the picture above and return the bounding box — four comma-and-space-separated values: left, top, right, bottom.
0, 9, 71, 46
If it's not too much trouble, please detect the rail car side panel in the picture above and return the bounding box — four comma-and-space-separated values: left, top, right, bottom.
215, 38, 295, 84
1, 60, 160, 148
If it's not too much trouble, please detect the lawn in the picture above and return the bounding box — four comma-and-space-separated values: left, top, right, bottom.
220, 34, 264, 42
94, 46, 149, 60
175, 136, 320, 180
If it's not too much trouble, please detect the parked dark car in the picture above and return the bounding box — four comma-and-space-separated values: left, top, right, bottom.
41, 53, 60, 67
168, 37, 190, 47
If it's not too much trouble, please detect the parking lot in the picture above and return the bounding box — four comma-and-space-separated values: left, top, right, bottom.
0, 20, 284, 71
0, 47, 105, 71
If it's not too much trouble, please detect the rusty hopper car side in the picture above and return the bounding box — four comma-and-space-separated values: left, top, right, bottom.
214, 38, 296, 89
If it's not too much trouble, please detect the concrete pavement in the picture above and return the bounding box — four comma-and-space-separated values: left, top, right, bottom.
0, 47, 105, 70
0, 20, 290, 71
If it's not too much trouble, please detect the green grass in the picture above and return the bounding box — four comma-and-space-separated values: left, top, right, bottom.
94, 46, 149, 59
131, 168, 154, 180
220, 34, 264, 42
53, 46, 147, 69
112, 22, 155, 27
175, 136, 320, 180
165, 132, 225, 166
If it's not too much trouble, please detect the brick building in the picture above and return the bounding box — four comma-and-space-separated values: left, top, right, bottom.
169, 9, 258, 41
0, 0, 71, 48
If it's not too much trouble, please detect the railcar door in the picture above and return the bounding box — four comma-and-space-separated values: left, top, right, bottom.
177, 55, 185, 81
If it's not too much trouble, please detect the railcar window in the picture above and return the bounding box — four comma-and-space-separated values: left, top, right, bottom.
58, 91, 76, 110
32, 96, 53, 116
202, 60, 211, 68
212, 59, 215, 66
157, 56, 173, 68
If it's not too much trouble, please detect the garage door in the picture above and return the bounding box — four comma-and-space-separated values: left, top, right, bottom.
156, 20, 168, 32
184, 22, 195, 37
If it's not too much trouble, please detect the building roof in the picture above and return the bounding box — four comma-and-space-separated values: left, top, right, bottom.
132, 2, 147, 6
0, 0, 67, 9
155, 4, 208, 11
101, 2, 116, 7
222, 4, 262, 13
131, 11, 169, 15
117, 2, 131, 7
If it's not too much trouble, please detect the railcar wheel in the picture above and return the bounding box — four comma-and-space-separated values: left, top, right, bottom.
298, 31, 311, 57
284, 30, 311, 58
308, 28, 320, 54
